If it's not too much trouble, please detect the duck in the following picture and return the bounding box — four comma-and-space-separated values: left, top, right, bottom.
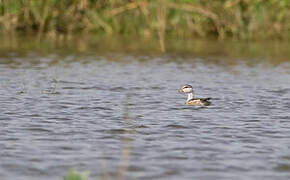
179, 84, 211, 106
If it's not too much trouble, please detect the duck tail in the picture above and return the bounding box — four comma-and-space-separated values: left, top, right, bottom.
202, 97, 211, 101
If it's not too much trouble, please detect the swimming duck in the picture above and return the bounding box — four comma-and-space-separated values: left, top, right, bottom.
179, 84, 211, 106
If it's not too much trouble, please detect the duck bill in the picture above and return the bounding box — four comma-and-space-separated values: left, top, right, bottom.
178, 89, 184, 93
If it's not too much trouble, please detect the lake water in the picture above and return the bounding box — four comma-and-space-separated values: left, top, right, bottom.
0, 39, 290, 180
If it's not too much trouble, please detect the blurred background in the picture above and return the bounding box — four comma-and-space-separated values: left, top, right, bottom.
1, 1, 290, 180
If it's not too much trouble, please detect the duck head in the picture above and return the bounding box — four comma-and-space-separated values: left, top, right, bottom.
179, 84, 193, 93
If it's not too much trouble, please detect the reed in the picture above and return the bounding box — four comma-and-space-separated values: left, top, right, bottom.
1, 0, 289, 48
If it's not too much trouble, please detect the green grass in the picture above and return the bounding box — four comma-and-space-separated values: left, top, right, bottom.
64, 170, 89, 180
0, 0, 289, 41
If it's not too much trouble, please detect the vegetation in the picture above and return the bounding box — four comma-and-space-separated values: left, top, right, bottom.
0, 0, 289, 51
64, 170, 89, 180
0, 0, 289, 38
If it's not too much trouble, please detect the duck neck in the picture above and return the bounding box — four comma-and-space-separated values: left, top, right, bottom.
187, 92, 194, 101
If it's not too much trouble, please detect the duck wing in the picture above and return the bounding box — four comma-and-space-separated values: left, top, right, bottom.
187, 98, 211, 106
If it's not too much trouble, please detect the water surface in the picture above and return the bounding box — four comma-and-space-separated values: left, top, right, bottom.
0, 47, 290, 180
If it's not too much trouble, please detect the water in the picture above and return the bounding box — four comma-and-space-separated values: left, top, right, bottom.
0, 52, 290, 180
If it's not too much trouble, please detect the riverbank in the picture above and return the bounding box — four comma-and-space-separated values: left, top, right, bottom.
1, 0, 289, 43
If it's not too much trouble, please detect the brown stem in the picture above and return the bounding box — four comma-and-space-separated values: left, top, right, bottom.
158, 0, 166, 52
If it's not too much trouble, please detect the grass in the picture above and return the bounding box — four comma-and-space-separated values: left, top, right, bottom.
0, 0, 289, 41
64, 170, 89, 180
0, 0, 289, 52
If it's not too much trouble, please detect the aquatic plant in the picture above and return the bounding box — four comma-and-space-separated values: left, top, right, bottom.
0, 0, 289, 52
64, 169, 89, 180
0, 0, 289, 40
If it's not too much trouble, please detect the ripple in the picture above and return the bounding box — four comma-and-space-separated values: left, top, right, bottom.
56, 80, 86, 85
164, 124, 189, 129
107, 129, 134, 134
1, 56, 290, 180
23, 127, 52, 133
